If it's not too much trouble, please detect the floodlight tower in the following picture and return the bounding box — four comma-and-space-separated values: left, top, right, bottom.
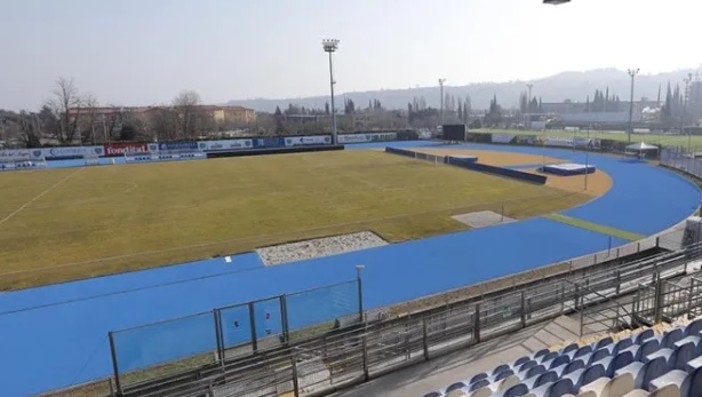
323, 39, 340, 144
439, 78, 447, 125
627, 68, 640, 143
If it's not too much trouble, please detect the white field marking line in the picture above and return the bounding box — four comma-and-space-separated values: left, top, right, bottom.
0, 168, 84, 227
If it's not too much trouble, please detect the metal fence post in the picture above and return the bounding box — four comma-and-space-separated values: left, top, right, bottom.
248, 302, 258, 353
655, 279, 664, 323
291, 351, 300, 397
473, 304, 481, 343
108, 332, 122, 396
574, 285, 580, 311
520, 291, 526, 327
687, 278, 696, 319
361, 330, 370, 381
616, 271, 621, 295
213, 309, 224, 366
422, 318, 429, 361
356, 266, 365, 323
280, 295, 290, 346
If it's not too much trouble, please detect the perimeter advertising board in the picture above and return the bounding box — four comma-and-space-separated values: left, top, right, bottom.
284, 135, 332, 147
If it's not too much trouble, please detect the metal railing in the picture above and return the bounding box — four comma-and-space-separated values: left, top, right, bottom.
115, 241, 702, 397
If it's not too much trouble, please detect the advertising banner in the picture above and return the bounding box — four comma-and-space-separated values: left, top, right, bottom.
338, 134, 370, 144
38, 146, 105, 158
284, 135, 332, 147
253, 137, 285, 148
370, 132, 397, 142
156, 141, 198, 151
544, 137, 573, 147
0, 149, 35, 159
197, 139, 253, 151
104, 143, 149, 156
573, 137, 601, 149
491, 134, 515, 144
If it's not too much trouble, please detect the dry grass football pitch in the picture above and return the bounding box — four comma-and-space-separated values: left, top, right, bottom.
0, 150, 591, 290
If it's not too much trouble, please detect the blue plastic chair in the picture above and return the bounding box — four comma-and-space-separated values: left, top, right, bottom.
685, 319, 702, 337
469, 372, 488, 385
613, 337, 635, 355
672, 341, 698, 371
563, 359, 585, 375
501, 383, 529, 397
636, 329, 655, 344
680, 365, 702, 397
560, 342, 579, 355
661, 328, 684, 349
596, 336, 614, 350
444, 381, 465, 394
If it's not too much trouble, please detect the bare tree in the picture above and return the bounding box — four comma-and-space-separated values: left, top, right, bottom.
172, 90, 202, 138
149, 107, 179, 141
81, 94, 99, 144
46, 77, 83, 144
16, 111, 42, 148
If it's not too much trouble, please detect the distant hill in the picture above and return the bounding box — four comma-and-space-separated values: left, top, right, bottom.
228, 68, 699, 113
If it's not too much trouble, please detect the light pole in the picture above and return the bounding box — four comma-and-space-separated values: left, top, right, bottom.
322, 39, 339, 145
684, 73, 693, 154
585, 124, 591, 191
526, 83, 534, 130
627, 68, 640, 143
439, 78, 446, 125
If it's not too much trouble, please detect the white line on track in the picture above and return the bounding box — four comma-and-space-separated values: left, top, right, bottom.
0, 168, 83, 227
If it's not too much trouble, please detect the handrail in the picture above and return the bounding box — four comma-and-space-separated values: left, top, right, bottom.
563, 278, 634, 319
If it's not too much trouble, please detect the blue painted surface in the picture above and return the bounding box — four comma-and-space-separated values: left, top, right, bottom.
46, 157, 126, 169
0, 141, 699, 396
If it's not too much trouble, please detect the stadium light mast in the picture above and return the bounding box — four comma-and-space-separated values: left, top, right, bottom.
627, 68, 640, 143
323, 39, 340, 145
684, 73, 694, 153
439, 78, 446, 125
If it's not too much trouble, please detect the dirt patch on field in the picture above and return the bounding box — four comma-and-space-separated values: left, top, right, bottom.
412, 148, 566, 167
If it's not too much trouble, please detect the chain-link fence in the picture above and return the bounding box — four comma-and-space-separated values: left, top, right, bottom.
661, 147, 702, 180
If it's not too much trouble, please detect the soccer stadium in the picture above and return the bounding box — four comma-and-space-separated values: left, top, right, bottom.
5, 1, 702, 397
3, 128, 702, 397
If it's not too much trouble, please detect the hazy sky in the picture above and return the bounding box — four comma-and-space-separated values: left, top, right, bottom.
2, 0, 701, 110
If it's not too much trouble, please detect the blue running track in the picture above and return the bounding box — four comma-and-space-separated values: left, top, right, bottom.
0, 142, 699, 396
